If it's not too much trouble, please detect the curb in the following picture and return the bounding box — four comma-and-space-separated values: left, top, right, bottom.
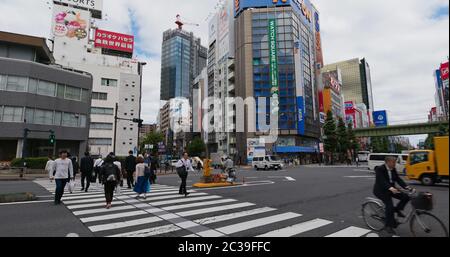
0, 192, 37, 203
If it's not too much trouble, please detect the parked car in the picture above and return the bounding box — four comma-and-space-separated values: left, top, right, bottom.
252, 156, 284, 170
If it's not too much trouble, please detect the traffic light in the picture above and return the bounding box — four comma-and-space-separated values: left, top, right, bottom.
49, 131, 55, 145
133, 118, 144, 128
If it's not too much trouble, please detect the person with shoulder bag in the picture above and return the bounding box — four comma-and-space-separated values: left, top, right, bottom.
100, 154, 122, 209
52, 151, 74, 205
134, 156, 150, 199
149, 153, 159, 184
176, 152, 194, 197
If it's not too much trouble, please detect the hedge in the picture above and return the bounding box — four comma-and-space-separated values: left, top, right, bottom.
11, 158, 48, 169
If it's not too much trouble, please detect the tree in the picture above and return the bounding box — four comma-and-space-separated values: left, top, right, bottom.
187, 137, 206, 157
323, 111, 337, 164
141, 132, 164, 154
336, 117, 349, 162
371, 136, 389, 153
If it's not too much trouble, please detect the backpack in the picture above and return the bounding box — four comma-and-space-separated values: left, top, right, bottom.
103, 163, 118, 182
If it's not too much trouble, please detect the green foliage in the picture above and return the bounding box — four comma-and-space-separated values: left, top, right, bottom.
336, 117, 349, 158
370, 137, 390, 153
11, 158, 48, 169
187, 138, 206, 158
347, 123, 360, 153
323, 111, 337, 154
140, 132, 164, 153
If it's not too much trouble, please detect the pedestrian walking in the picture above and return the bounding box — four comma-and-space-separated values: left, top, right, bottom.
149, 153, 159, 184
356, 157, 360, 167
80, 152, 94, 192
125, 151, 137, 189
69, 154, 79, 182
176, 152, 194, 197
94, 156, 104, 188
46, 155, 55, 181
134, 156, 150, 199
112, 155, 123, 187
99, 154, 122, 209
50, 151, 74, 205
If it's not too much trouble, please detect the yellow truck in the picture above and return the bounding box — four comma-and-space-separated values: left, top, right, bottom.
406, 136, 449, 186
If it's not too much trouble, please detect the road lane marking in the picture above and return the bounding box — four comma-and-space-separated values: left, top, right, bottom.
162, 199, 237, 211
257, 219, 333, 237
150, 195, 223, 206
73, 205, 137, 216
88, 216, 162, 232
195, 207, 277, 225
212, 212, 302, 235
174, 202, 256, 217
0, 200, 54, 206
81, 210, 148, 223
325, 226, 371, 237
108, 224, 181, 237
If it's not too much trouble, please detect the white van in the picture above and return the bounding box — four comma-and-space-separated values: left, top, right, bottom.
252, 156, 284, 170
357, 151, 371, 162
368, 153, 408, 174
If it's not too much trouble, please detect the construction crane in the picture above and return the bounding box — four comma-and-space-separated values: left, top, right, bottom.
175, 14, 199, 30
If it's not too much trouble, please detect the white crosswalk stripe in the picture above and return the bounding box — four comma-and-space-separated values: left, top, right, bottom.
325, 226, 371, 237
257, 219, 333, 237
34, 179, 376, 238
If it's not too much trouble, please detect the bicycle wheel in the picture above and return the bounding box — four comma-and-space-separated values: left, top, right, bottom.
410, 211, 449, 237
362, 201, 386, 232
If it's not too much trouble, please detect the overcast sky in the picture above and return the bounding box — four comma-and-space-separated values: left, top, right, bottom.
0, 0, 448, 146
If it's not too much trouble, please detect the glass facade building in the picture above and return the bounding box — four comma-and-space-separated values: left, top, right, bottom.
160, 29, 207, 101
234, 0, 323, 163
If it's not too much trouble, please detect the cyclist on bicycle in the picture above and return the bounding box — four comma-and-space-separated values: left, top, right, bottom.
374, 156, 414, 234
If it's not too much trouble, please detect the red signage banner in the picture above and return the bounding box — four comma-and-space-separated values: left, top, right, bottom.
94, 29, 134, 53
440, 62, 449, 81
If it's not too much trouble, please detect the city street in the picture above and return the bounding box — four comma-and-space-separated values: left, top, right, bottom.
1, 165, 447, 237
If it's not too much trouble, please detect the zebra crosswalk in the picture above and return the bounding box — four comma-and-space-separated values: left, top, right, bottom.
35, 179, 375, 238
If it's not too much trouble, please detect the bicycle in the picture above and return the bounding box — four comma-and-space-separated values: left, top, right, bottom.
362, 189, 449, 237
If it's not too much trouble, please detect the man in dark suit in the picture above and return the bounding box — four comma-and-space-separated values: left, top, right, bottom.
374, 156, 413, 234
125, 151, 137, 189
80, 152, 94, 192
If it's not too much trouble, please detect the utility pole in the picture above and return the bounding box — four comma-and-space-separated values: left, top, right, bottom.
113, 102, 118, 154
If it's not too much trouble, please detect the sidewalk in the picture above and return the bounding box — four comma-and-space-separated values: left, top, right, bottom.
0, 180, 93, 237
299, 164, 369, 169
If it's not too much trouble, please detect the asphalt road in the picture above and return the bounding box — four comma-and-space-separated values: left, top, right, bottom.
0, 166, 447, 237
157, 165, 450, 237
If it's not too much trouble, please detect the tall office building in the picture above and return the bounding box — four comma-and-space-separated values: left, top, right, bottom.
234, 0, 323, 163
51, 0, 144, 157
160, 29, 207, 101
323, 58, 375, 117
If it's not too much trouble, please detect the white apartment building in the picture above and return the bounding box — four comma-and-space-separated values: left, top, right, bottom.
206, 0, 237, 157
51, 1, 143, 157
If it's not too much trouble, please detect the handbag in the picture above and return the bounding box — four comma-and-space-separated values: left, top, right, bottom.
115, 185, 122, 195
67, 180, 75, 193
144, 166, 152, 177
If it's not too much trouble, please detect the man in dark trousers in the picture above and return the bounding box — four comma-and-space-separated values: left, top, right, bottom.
125, 151, 137, 189
373, 156, 413, 235
80, 152, 94, 192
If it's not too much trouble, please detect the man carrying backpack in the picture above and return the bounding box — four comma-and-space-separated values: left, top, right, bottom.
100, 153, 122, 209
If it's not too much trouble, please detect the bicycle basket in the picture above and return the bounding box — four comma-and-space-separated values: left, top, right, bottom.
412, 192, 434, 211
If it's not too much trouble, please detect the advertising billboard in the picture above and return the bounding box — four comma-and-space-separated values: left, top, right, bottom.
322, 70, 342, 94
94, 29, 134, 53
373, 110, 388, 127
52, 5, 89, 41
314, 11, 324, 68
441, 62, 449, 81
297, 96, 306, 135
54, 0, 103, 12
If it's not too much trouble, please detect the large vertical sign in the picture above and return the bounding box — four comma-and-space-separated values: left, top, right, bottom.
268, 19, 279, 97
268, 18, 280, 127
440, 62, 449, 81
297, 96, 306, 135
314, 12, 324, 68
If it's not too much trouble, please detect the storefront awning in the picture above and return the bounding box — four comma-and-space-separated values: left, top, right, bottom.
274, 146, 318, 153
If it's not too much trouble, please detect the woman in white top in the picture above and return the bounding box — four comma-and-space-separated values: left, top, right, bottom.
134, 156, 150, 199
176, 152, 194, 197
